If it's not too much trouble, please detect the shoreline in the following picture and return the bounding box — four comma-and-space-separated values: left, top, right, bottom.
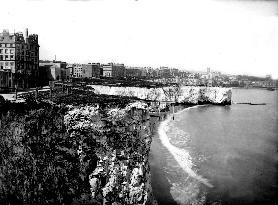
158, 105, 213, 188
149, 114, 177, 205
149, 104, 213, 205
149, 104, 195, 205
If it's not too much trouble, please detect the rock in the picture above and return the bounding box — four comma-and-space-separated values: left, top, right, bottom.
64, 102, 155, 205
88, 85, 232, 105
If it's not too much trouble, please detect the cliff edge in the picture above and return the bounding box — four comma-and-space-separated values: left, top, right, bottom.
89, 85, 232, 105
0, 94, 155, 205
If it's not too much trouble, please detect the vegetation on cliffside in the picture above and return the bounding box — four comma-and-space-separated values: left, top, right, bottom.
0, 92, 154, 205
0, 100, 82, 204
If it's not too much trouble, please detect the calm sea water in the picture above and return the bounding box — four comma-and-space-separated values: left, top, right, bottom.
162, 88, 278, 205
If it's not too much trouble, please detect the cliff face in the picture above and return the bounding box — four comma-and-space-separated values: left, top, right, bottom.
64, 102, 155, 205
89, 85, 232, 105
0, 97, 155, 205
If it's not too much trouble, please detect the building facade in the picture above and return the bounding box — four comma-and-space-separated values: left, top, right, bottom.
72, 64, 83, 78
102, 63, 125, 78
39, 60, 68, 85
82, 63, 101, 78
102, 63, 113, 77
90, 63, 101, 78
0, 29, 39, 89
82, 64, 92, 78
126, 67, 143, 78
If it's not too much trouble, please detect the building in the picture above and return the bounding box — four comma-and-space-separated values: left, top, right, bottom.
207, 67, 213, 87
67, 64, 74, 78
126, 67, 143, 78
170, 68, 179, 77
0, 28, 39, 89
102, 63, 125, 78
72, 64, 83, 78
82, 63, 101, 78
207, 67, 211, 73
39, 60, 68, 85
102, 63, 112, 77
159, 67, 171, 78
82, 64, 92, 78
70, 63, 101, 78
61, 65, 70, 81
90, 63, 101, 78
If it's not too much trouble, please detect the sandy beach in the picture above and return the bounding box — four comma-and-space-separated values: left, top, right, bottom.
149, 114, 178, 205
149, 105, 193, 205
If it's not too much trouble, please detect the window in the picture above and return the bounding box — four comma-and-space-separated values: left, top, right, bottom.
10, 62, 14, 66
0, 55, 3, 60
0, 49, 2, 54
10, 55, 14, 59
5, 55, 8, 59
1, 44, 5, 47
5, 62, 9, 66
5, 49, 8, 54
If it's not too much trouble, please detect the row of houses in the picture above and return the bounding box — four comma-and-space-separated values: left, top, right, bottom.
38, 61, 124, 83
38, 61, 185, 85
1, 28, 181, 89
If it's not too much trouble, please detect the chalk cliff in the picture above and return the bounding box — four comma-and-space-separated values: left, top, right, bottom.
89, 85, 232, 105
0, 93, 155, 204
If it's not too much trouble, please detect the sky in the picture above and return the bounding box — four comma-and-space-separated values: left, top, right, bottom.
1, 0, 278, 78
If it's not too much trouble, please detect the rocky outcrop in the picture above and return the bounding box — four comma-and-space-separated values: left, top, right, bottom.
89, 85, 232, 105
64, 102, 156, 205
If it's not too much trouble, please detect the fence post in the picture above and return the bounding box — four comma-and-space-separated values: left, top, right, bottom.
49, 81, 52, 100
15, 84, 18, 100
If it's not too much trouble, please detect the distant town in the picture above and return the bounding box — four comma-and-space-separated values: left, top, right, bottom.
1, 28, 277, 92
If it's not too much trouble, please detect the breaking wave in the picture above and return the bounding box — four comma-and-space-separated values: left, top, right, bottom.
157, 106, 215, 204
158, 106, 213, 188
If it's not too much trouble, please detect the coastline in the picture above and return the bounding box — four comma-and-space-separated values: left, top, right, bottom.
149, 105, 195, 205
158, 104, 213, 188
149, 114, 177, 205
149, 104, 216, 205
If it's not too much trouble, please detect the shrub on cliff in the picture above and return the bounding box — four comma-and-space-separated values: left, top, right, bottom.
0, 104, 95, 204
0, 95, 5, 105
18, 89, 139, 109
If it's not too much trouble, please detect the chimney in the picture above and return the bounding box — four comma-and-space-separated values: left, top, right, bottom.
25, 28, 29, 39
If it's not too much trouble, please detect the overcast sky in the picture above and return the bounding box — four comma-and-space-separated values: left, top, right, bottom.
1, 0, 277, 78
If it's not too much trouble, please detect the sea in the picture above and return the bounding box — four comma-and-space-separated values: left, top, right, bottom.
150, 88, 278, 205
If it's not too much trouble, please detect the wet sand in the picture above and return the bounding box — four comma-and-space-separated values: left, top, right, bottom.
149, 105, 192, 205
149, 115, 178, 205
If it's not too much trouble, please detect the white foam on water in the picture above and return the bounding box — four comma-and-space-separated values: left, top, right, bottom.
158, 106, 214, 188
